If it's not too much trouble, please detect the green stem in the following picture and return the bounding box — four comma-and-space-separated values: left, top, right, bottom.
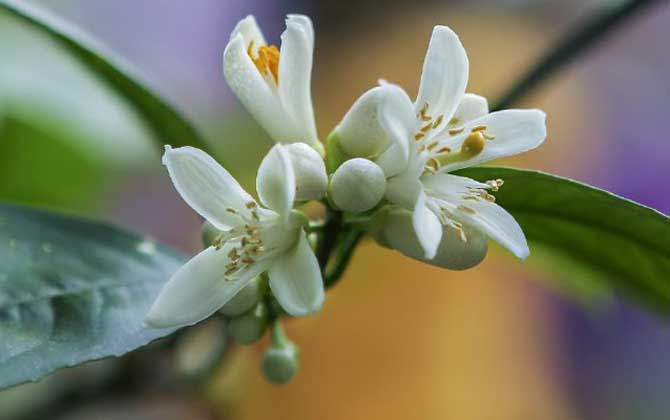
316, 208, 342, 269
324, 230, 365, 289
492, 0, 660, 111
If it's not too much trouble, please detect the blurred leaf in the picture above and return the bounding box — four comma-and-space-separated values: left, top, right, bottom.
0, 0, 208, 151
456, 166, 670, 315
0, 203, 185, 390
0, 117, 106, 213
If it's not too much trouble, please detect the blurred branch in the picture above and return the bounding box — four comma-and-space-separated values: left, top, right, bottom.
492, 0, 662, 111
324, 229, 364, 288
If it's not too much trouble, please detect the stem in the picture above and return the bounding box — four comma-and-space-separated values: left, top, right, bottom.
324, 230, 364, 288
492, 0, 660, 111
316, 208, 342, 269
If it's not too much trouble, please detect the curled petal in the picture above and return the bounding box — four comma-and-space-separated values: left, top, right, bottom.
278, 14, 320, 150
284, 143, 327, 201
413, 190, 443, 259
145, 246, 270, 329
268, 231, 324, 316
162, 146, 255, 230
415, 25, 469, 124
230, 15, 267, 47
375, 207, 488, 270
334, 83, 416, 166
257, 144, 296, 219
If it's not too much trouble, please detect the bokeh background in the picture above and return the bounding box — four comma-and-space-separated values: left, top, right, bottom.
1, 0, 669, 419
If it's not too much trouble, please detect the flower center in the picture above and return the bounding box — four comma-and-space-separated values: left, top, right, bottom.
426, 179, 504, 242
247, 41, 280, 84
212, 201, 270, 280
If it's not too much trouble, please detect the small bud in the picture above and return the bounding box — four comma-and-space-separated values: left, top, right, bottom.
220, 276, 262, 316
329, 158, 386, 212
285, 143, 328, 201
227, 301, 268, 345
261, 321, 299, 384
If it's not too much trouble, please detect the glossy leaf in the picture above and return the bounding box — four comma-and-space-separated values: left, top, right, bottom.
456, 166, 670, 314
0, 203, 186, 390
0, 0, 208, 151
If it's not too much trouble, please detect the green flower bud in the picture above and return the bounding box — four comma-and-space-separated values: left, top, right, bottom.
329, 158, 386, 212
220, 276, 262, 316
227, 302, 268, 345
261, 321, 299, 385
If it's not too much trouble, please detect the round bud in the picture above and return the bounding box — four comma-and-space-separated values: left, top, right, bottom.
329, 158, 386, 212
227, 302, 268, 345
284, 143, 328, 201
220, 276, 262, 316
261, 343, 299, 385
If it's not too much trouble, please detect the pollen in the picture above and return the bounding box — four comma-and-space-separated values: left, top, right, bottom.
248, 41, 280, 84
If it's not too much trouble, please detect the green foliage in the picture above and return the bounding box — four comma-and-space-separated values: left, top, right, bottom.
457, 166, 670, 314
0, 117, 106, 213
0, 203, 186, 390
0, 0, 208, 151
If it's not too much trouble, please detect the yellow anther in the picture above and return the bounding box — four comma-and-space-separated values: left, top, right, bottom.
448, 117, 460, 126
248, 41, 280, 84
448, 127, 464, 136
414, 132, 425, 141
460, 132, 486, 157
420, 123, 433, 133
432, 115, 444, 128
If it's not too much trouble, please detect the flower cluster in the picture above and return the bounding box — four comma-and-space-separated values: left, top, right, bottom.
145, 14, 547, 383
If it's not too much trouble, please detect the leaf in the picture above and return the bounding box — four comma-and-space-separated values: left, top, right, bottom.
455, 166, 670, 314
0, 203, 186, 390
0, 0, 208, 151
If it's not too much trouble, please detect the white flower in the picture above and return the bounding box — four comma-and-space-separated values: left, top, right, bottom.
332, 26, 547, 266
223, 14, 323, 155
145, 145, 324, 329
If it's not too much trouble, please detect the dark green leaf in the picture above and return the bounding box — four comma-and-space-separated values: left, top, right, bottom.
0, 0, 208, 151
456, 166, 670, 314
0, 203, 186, 390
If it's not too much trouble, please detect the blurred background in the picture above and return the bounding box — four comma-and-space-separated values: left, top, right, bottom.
1, 0, 669, 419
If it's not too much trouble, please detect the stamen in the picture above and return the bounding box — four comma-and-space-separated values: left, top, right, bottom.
432, 115, 444, 128
448, 127, 465, 136
414, 132, 425, 141
458, 205, 476, 214
248, 41, 280, 84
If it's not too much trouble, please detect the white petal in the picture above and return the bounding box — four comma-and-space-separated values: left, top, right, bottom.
162, 146, 254, 230
223, 34, 295, 142
412, 190, 442, 259
423, 173, 529, 259
256, 144, 296, 218
334, 83, 416, 165
268, 230, 324, 316
415, 26, 469, 123
284, 143, 327, 201
453, 93, 488, 124
374, 81, 416, 177
438, 109, 547, 172
385, 168, 423, 210
230, 15, 266, 47
278, 15, 319, 149
376, 208, 488, 270
145, 246, 270, 329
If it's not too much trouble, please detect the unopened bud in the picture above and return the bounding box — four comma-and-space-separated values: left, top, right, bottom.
227, 301, 268, 345
329, 158, 386, 212
261, 321, 299, 384
285, 143, 328, 201
220, 276, 262, 316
